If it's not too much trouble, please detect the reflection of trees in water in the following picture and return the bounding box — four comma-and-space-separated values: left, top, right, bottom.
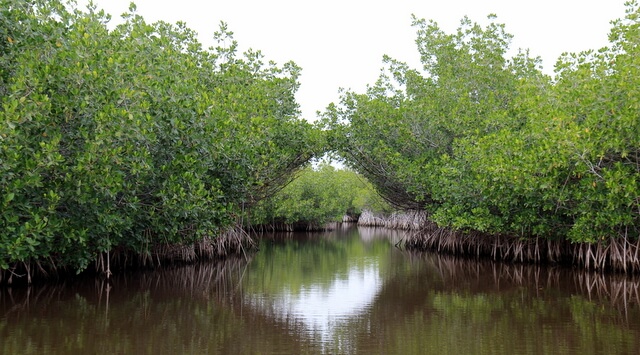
252, 224, 406, 244
0, 258, 323, 355
357, 226, 407, 245
0, 258, 253, 326
1, 282, 66, 317
4, 233, 640, 355
119, 256, 251, 301
402, 251, 640, 314
344, 252, 640, 354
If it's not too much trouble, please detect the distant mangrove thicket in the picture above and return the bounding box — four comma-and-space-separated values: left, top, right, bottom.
0, 0, 323, 279
323, 3, 640, 270
249, 163, 391, 230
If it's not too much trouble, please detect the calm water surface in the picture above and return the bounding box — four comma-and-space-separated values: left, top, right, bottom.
2, 225, 640, 354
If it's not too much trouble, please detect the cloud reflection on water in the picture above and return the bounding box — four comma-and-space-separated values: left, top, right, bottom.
246, 262, 382, 347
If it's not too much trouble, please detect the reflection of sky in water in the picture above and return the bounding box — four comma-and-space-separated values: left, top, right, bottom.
246, 263, 382, 349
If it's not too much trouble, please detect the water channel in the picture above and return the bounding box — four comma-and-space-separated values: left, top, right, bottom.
2, 225, 640, 354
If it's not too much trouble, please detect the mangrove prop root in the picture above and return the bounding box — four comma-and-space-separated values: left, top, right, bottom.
1, 225, 257, 285
365, 211, 640, 273
404, 226, 640, 273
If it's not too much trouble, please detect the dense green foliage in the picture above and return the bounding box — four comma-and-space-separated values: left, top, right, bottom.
0, 0, 322, 271
250, 164, 390, 227
3, 0, 639, 276
324, 3, 640, 243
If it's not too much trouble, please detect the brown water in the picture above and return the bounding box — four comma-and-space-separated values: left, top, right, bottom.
2, 225, 640, 354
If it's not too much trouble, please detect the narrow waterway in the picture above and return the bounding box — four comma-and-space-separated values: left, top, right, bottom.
2, 225, 640, 354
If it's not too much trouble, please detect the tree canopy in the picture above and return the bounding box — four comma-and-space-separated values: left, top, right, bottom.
323, 2, 640, 243
2, 0, 640, 277
0, 0, 323, 271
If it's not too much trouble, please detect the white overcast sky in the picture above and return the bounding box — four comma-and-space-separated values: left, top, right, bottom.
78, 0, 627, 121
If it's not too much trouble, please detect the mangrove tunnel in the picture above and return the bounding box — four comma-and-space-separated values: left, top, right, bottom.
1, 0, 640, 284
